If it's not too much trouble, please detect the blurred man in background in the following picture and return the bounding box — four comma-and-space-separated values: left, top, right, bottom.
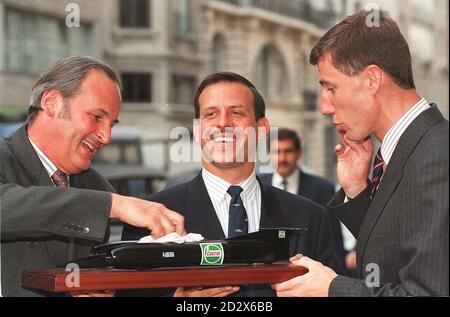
260, 128, 349, 275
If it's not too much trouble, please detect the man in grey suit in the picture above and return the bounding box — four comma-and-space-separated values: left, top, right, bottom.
0, 56, 184, 296
273, 10, 448, 296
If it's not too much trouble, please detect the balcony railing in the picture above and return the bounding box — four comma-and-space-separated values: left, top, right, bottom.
215, 0, 336, 29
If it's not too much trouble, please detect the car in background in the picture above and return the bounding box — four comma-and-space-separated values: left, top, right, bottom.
92, 125, 165, 199
0, 122, 23, 138
92, 126, 166, 241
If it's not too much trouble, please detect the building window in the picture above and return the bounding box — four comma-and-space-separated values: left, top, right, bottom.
120, 0, 150, 28
175, 0, 190, 33
303, 90, 318, 111
4, 8, 93, 74
171, 75, 196, 105
122, 73, 152, 102
256, 45, 287, 102
212, 34, 226, 72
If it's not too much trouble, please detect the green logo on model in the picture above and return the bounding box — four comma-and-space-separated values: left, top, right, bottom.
200, 243, 224, 265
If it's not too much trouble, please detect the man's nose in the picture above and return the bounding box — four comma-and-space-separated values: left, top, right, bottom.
217, 112, 233, 129
97, 123, 112, 144
278, 151, 287, 162
320, 93, 335, 116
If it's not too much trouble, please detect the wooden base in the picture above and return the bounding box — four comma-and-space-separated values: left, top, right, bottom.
22, 263, 307, 292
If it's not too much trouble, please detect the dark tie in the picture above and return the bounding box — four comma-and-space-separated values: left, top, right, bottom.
370, 148, 385, 200
281, 179, 288, 191
51, 170, 69, 187
227, 186, 248, 238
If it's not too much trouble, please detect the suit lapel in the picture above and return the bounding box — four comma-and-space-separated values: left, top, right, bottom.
10, 126, 54, 187
259, 178, 288, 228
184, 173, 226, 240
297, 170, 309, 196
183, 175, 288, 238
9, 126, 71, 264
356, 105, 445, 276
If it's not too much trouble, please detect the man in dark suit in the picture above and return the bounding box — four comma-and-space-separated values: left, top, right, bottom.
259, 128, 349, 275
273, 10, 448, 296
0, 57, 184, 297
122, 72, 339, 297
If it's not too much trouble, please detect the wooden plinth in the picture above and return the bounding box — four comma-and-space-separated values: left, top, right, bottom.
22, 263, 307, 292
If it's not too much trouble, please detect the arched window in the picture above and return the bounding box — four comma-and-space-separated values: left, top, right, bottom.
256, 45, 287, 102
212, 33, 226, 72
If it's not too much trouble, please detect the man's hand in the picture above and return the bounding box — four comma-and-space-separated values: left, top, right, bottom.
110, 194, 185, 238
272, 254, 337, 297
336, 135, 373, 198
174, 286, 240, 297
345, 250, 357, 270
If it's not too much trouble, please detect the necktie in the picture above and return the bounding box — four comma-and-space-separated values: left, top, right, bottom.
51, 170, 69, 187
281, 179, 288, 191
227, 186, 248, 238
370, 148, 385, 200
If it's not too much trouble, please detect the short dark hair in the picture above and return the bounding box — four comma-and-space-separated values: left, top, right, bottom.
310, 10, 415, 89
27, 56, 121, 124
273, 128, 302, 152
194, 72, 266, 120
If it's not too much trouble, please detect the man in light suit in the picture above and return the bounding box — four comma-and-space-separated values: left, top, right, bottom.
259, 128, 349, 275
122, 72, 339, 297
0, 57, 184, 297
273, 10, 449, 296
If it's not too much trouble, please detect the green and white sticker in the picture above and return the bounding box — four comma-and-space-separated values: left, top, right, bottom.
200, 243, 224, 265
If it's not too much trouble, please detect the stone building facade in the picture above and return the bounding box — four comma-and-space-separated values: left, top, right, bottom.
1, 0, 447, 180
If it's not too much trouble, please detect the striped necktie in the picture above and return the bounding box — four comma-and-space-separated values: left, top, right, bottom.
370, 148, 385, 200
51, 170, 69, 187
281, 179, 288, 191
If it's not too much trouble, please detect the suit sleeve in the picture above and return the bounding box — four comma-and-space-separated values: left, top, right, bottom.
327, 183, 371, 239
0, 182, 111, 242
330, 157, 449, 296
312, 206, 339, 272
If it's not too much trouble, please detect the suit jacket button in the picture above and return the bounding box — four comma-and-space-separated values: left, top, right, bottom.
83, 227, 90, 234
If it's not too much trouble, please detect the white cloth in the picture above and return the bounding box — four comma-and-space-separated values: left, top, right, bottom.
138, 232, 204, 244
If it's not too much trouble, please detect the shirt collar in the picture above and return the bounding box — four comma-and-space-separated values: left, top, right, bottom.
381, 98, 430, 165
273, 168, 299, 187
28, 137, 58, 178
202, 168, 258, 201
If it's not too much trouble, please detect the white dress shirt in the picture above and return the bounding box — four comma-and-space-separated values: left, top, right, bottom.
380, 98, 430, 166
202, 168, 261, 237
272, 168, 300, 194
344, 97, 430, 201
28, 138, 70, 186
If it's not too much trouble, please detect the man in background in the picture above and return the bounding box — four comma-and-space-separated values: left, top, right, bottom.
259, 128, 349, 275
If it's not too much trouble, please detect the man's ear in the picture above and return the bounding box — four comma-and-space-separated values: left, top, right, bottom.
257, 117, 270, 141
40, 90, 62, 117
365, 65, 383, 95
